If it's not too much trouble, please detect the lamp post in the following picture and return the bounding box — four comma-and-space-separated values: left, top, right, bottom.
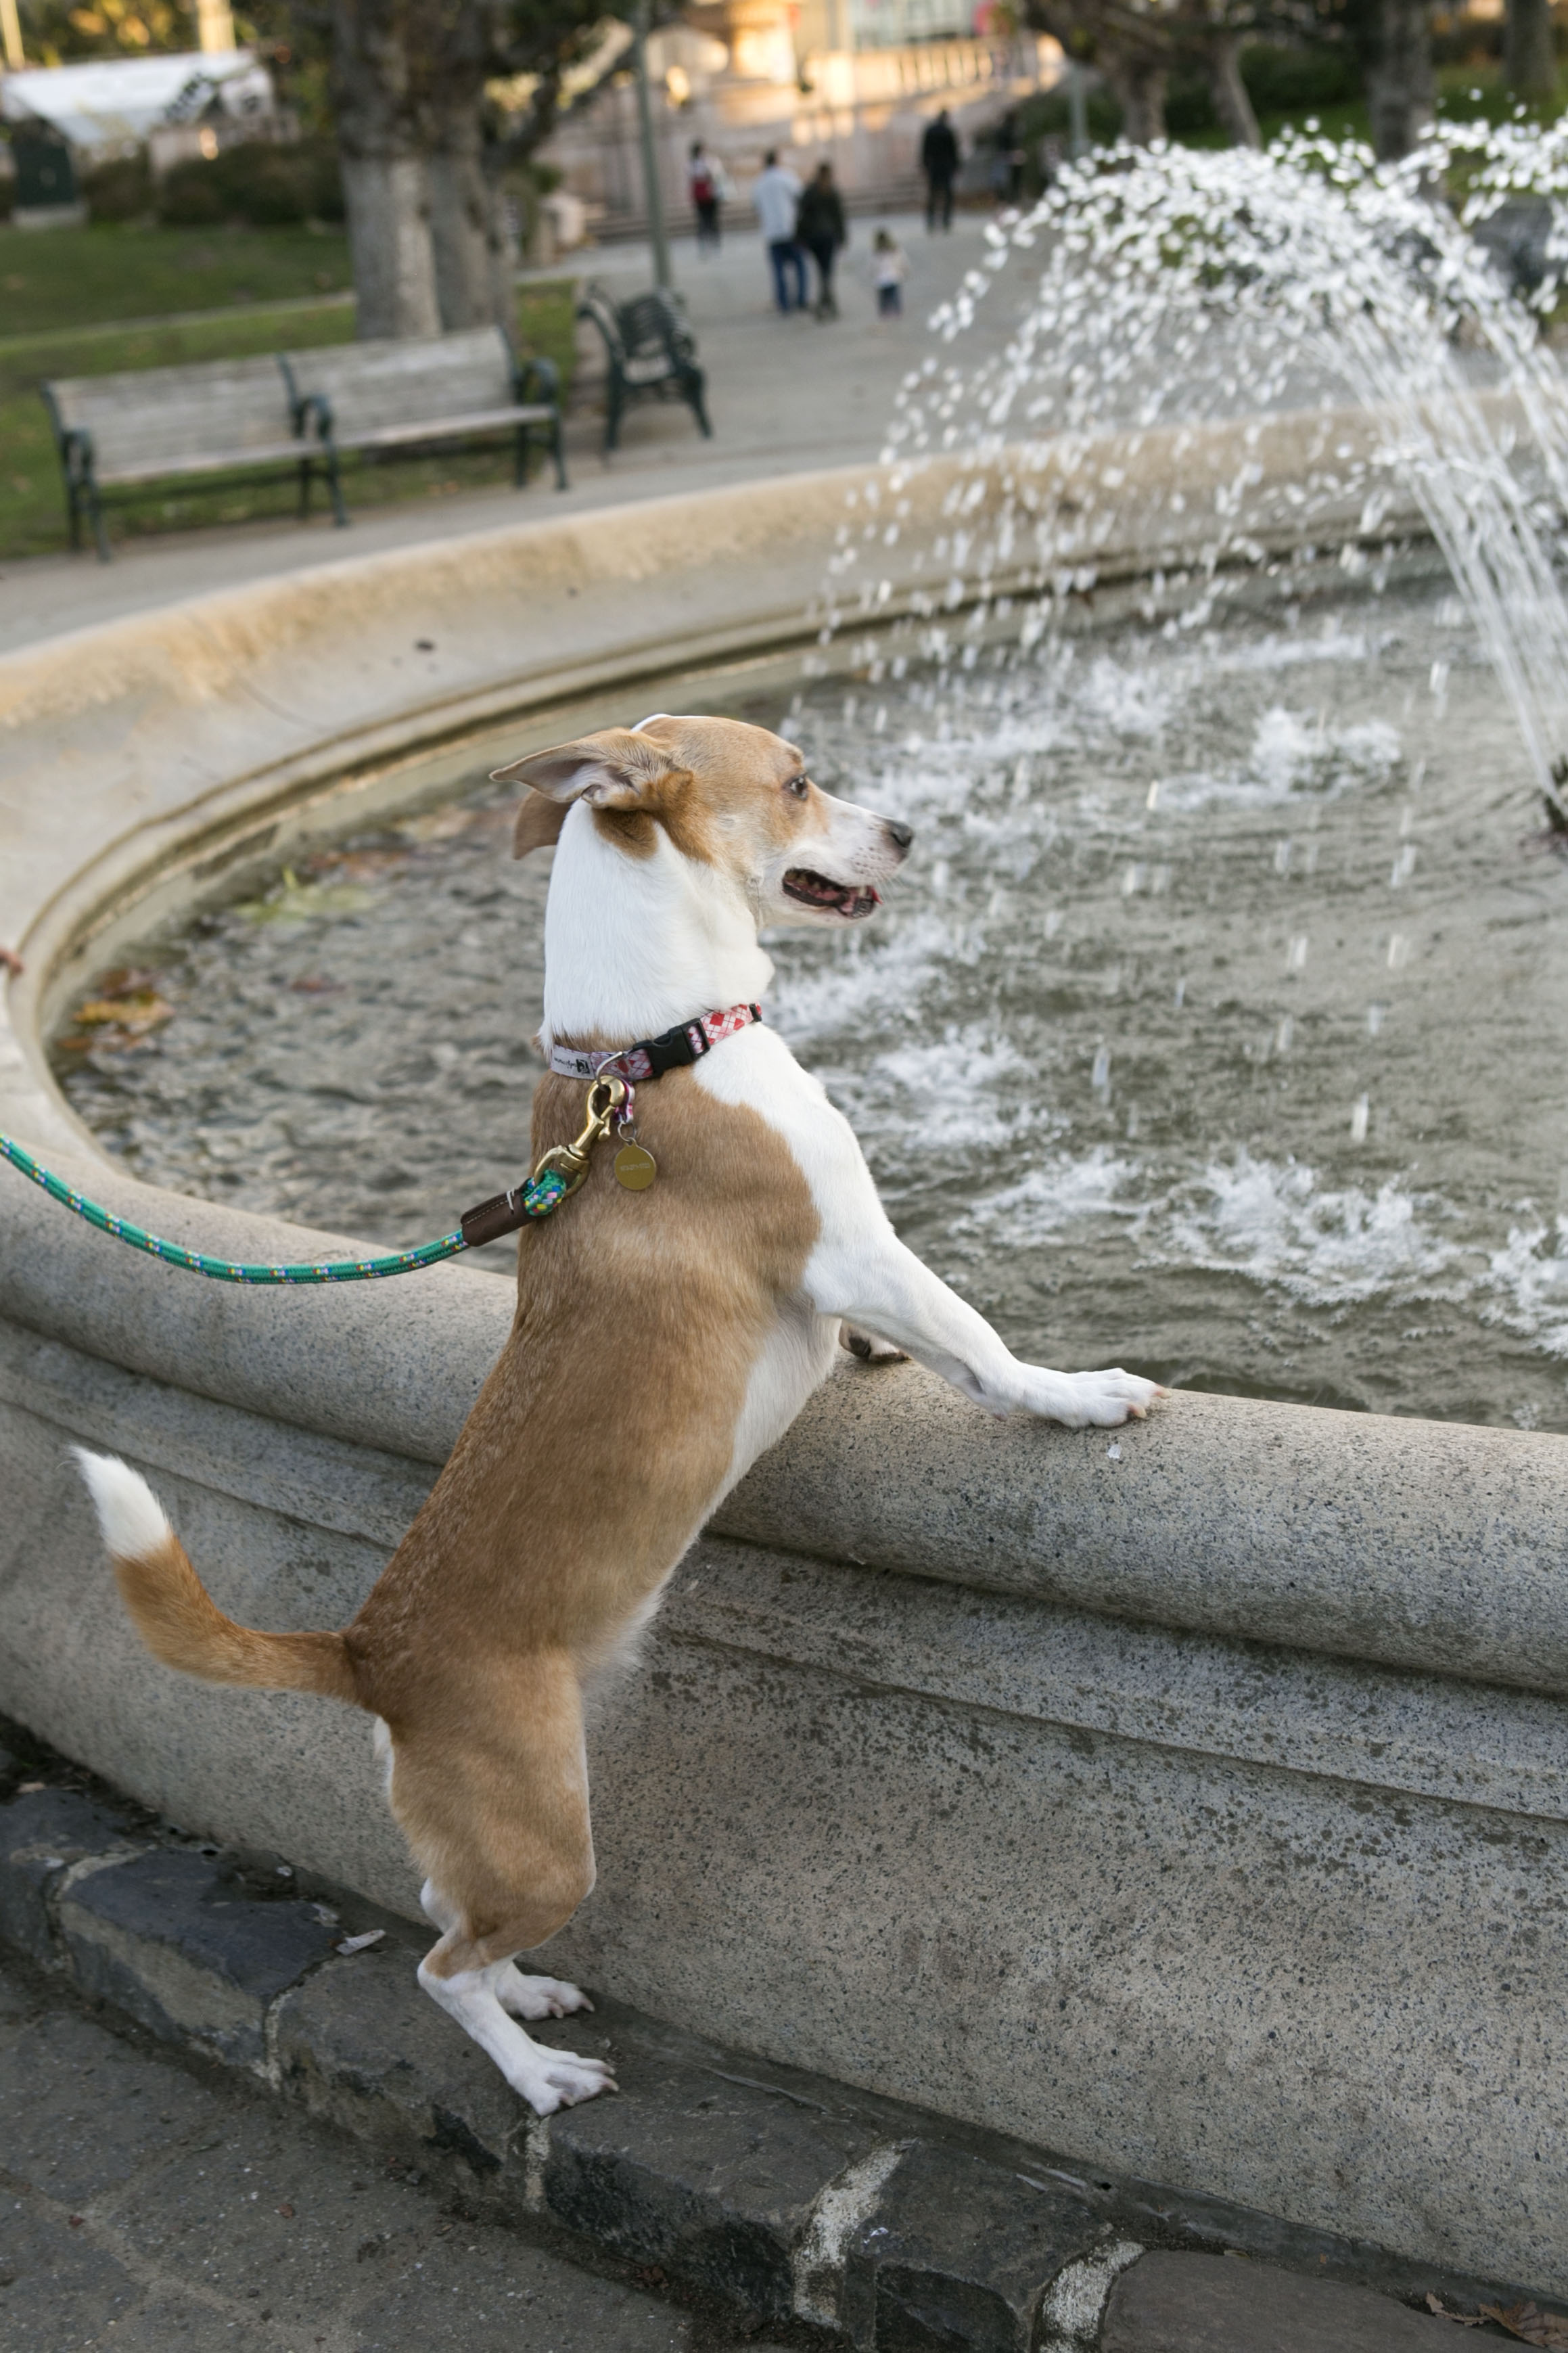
633, 0, 672, 290
1067, 55, 1088, 159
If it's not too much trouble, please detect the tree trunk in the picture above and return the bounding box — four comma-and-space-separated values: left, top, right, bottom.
1103, 47, 1168, 144
1367, 0, 1435, 160
1208, 32, 1261, 148
1504, 0, 1557, 101
333, 0, 441, 340
427, 120, 501, 329
488, 166, 520, 330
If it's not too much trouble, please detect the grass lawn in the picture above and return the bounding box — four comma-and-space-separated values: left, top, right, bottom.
0, 239, 578, 561
0, 222, 355, 337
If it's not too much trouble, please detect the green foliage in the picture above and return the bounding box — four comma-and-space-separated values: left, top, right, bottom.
1241, 41, 1361, 113
81, 154, 154, 222
16, 0, 185, 64
1163, 68, 1219, 135
156, 138, 344, 228
1015, 81, 1125, 149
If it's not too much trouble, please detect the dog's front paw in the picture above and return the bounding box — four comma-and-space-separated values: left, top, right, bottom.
1063, 1369, 1163, 1427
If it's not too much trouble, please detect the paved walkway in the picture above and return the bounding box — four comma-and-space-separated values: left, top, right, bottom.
0, 212, 1015, 662
0, 1952, 787, 2353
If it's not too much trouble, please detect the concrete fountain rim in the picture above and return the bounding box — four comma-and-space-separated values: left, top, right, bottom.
4, 398, 1567, 1714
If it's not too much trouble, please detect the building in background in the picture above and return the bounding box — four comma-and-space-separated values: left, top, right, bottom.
0, 47, 290, 206
539, 0, 1059, 239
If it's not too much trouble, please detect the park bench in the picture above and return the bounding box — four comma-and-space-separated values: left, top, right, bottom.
42, 354, 342, 564
576, 282, 710, 455
279, 326, 565, 494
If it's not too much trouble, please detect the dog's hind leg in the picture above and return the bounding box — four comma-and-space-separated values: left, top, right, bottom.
388, 1656, 614, 2115
421, 1881, 592, 2022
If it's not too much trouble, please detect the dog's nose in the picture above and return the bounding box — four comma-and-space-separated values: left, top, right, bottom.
884, 819, 915, 852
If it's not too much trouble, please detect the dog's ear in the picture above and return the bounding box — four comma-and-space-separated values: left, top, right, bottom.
511, 792, 570, 858
492, 730, 672, 859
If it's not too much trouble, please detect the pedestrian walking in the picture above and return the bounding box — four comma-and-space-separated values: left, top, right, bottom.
873, 226, 907, 318
688, 141, 722, 252
921, 108, 960, 233
753, 150, 806, 313
796, 159, 847, 319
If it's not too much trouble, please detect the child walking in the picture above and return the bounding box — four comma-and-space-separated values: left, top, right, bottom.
873, 227, 907, 318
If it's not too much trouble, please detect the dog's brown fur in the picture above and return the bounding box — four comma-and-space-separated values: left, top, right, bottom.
110, 1064, 818, 1973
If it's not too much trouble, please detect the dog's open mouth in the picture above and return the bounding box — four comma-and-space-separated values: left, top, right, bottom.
783, 868, 881, 919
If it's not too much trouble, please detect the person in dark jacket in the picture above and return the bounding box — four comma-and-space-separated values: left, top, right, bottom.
797, 161, 848, 319
921, 108, 960, 232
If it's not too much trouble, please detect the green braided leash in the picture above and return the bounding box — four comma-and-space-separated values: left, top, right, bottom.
0, 1132, 570, 1286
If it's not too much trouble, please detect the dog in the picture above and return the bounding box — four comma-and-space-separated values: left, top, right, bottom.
75, 712, 1161, 2116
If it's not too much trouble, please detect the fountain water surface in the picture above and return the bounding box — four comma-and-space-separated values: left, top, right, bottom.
45, 128, 1568, 1434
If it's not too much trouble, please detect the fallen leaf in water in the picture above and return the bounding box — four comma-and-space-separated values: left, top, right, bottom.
73, 992, 173, 1035
1480, 2304, 1568, 2348
237, 867, 375, 925
398, 808, 476, 844
1426, 2293, 1484, 2326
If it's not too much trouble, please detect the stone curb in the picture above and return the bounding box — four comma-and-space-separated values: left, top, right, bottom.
0, 1781, 1525, 2350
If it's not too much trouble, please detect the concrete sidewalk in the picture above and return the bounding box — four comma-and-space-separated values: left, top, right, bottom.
0, 1949, 783, 2353
0, 213, 1015, 664
0, 1774, 1519, 2352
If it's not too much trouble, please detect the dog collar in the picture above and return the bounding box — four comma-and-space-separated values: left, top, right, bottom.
549, 1003, 763, 1087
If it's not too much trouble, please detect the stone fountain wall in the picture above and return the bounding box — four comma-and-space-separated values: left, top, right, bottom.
1, 421, 1563, 2293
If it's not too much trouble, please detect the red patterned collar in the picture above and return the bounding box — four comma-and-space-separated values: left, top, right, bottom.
548, 1003, 762, 1087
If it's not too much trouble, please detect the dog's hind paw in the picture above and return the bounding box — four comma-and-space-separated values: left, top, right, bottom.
514, 2046, 618, 2116
497, 1965, 593, 2021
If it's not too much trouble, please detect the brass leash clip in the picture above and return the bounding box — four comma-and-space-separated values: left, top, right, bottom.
530, 1074, 628, 1202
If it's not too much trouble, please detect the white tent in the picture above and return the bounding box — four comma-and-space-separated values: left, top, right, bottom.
1, 50, 273, 153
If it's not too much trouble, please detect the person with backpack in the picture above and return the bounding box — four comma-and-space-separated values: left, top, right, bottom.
796, 160, 848, 320
688, 141, 722, 252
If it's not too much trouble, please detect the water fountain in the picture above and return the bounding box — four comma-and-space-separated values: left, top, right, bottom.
4, 127, 1568, 2298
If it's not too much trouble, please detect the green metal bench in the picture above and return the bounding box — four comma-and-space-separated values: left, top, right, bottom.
576, 283, 710, 455
279, 326, 565, 495
42, 355, 341, 564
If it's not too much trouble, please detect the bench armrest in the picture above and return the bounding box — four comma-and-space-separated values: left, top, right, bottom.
515, 352, 560, 407
292, 390, 336, 447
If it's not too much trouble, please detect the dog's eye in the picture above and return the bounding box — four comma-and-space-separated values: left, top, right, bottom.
786, 775, 810, 800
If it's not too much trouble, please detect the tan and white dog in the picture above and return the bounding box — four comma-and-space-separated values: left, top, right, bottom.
75, 713, 1159, 2117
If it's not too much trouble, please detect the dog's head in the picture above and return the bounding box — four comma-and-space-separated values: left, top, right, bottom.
492, 714, 913, 930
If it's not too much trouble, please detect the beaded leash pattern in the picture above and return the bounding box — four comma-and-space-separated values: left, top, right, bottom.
0, 1132, 571, 1286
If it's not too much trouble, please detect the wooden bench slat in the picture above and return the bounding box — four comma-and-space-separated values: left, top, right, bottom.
283, 327, 518, 437
331, 403, 558, 453
94, 441, 321, 486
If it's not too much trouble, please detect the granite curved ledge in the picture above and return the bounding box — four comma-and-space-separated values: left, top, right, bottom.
1, 414, 1565, 2295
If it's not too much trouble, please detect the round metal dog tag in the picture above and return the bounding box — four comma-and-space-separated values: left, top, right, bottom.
614, 1144, 658, 1191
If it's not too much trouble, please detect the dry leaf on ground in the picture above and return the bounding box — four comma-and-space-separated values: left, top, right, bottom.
1479, 2303, 1568, 2349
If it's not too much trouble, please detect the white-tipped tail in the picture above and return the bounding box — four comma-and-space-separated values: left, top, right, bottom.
74, 1448, 172, 1560
70, 1445, 359, 1704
